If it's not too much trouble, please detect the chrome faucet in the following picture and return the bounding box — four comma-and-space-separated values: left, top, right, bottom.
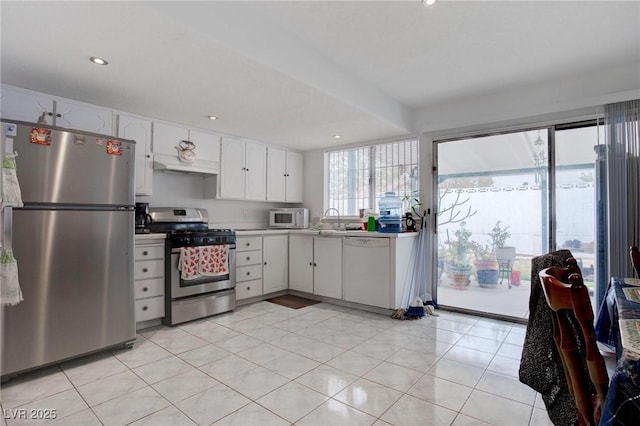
323, 208, 342, 230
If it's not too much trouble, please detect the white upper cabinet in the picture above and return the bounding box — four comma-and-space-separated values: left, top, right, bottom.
0, 85, 53, 123
267, 147, 303, 203
153, 122, 188, 155
218, 137, 266, 201
54, 100, 113, 135
118, 114, 153, 196
1, 85, 113, 135
152, 121, 221, 174
219, 136, 246, 199
267, 147, 287, 201
245, 142, 267, 201
285, 150, 303, 202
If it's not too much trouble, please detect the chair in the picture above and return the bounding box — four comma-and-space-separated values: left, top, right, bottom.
496, 246, 516, 287
631, 245, 640, 277
539, 259, 609, 426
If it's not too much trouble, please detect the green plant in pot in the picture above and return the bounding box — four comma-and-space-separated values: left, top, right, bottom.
444, 222, 473, 288
472, 242, 499, 288
472, 221, 511, 288
489, 220, 511, 251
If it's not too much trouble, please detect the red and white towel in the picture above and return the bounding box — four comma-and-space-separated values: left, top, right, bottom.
199, 245, 229, 277
178, 245, 230, 280
178, 246, 201, 280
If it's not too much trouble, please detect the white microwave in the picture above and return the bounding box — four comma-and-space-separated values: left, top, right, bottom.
269, 208, 309, 229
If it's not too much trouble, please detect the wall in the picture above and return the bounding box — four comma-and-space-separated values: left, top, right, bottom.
302, 63, 640, 223
138, 171, 297, 229
302, 150, 325, 221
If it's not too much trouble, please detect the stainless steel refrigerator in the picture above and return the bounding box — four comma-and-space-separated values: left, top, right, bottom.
1, 120, 136, 379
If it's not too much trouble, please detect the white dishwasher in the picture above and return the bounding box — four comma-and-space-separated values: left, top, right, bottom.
343, 237, 391, 309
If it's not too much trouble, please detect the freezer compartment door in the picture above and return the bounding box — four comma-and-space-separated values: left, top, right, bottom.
11, 123, 134, 205
1, 209, 135, 377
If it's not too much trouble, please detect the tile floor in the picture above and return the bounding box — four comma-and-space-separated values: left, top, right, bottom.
0, 301, 554, 426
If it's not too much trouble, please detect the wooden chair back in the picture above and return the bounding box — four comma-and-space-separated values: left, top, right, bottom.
539, 259, 608, 426
631, 245, 640, 277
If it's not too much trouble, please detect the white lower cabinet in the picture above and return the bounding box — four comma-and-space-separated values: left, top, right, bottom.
236, 234, 289, 299
289, 235, 342, 299
313, 237, 343, 299
288, 232, 419, 309
134, 235, 165, 326
289, 235, 314, 293
236, 236, 263, 300
263, 235, 288, 294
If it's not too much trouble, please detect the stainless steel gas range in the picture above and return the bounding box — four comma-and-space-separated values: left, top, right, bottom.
149, 207, 236, 325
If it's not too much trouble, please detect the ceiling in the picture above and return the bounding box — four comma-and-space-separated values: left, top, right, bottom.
1, 1, 639, 152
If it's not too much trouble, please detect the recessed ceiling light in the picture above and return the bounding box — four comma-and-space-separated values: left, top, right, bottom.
90, 56, 108, 65
423, 0, 437, 6
207, 115, 218, 120
333, 135, 342, 139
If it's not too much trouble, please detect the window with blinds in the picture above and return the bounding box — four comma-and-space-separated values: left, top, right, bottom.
327, 138, 419, 216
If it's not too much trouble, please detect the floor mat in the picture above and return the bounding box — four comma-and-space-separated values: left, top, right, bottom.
266, 295, 321, 309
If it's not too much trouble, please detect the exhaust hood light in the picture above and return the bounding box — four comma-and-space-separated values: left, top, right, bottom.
207, 115, 218, 120
423, 0, 437, 6
90, 56, 108, 65
333, 135, 342, 139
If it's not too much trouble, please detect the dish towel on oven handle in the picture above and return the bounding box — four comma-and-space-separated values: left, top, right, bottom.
178, 246, 201, 280
199, 245, 229, 277
1, 249, 23, 306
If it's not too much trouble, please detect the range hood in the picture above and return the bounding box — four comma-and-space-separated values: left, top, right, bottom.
153, 153, 219, 175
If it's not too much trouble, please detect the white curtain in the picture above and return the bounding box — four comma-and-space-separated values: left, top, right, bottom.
605, 99, 640, 278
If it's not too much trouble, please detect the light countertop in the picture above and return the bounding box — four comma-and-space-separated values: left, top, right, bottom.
235, 229, 419, 238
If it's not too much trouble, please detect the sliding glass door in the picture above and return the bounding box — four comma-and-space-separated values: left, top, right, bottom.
435, 122, 600, 320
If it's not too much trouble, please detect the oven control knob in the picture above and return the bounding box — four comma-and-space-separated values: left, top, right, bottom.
203, 237, 209, 244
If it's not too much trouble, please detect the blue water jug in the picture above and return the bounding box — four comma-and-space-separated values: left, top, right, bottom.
378, 192, 402, 233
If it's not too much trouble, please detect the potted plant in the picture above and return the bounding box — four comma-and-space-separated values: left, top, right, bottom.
472, 221, 511, 288
444, 222, 473, 288
490, 221, 516, 285
489, 221, 511, 251
472, 242, 499, 288
401, 190, 422, 231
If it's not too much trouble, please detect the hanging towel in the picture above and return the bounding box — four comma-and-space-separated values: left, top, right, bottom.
199, 245, 229, 277
178, 246, 201, 280
1, 152, 23, 208
0, 249, 22, 306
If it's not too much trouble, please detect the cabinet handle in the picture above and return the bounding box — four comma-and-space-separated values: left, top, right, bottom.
246, 168, 249, 172
143, 287, 148, 292
47, 112, 54, 116
146, 155, 151, 158
142, 267, 148, 273
264, 262, 267, 265
246, 256, 250, 261
56, 113, 62, 118
245, 242, 251, 247
246, 286, 251, 291
143, 250, 149, 256
313, 263, 317, 267
309, 262, 313, 266
142, 306, 148, 311
246, 272, 251, 276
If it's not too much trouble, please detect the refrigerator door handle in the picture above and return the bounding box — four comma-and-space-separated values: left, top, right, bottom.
2, 206, 11, 250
